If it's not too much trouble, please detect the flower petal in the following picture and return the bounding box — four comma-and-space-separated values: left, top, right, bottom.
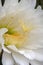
31, 0, 36, 9
7, 45, 18, 52
16, 0, 36, 10
18, 48, 43, 61
22, 27, 43, 49
33, 48, 43, 61
0, 28, 8, 45
16, 8, 43, 50
2, 52, 15, 65
4, 0, 18, 6
2, 45, 11, 53
19, 50, 35, 60
7, 45, 35, 60
30, 60, 43, 65
0, 0, 36, 18
0, 28, 8, 36
0, 44, 2, 53
12, 52, 29, 65
28, 0, 36, 9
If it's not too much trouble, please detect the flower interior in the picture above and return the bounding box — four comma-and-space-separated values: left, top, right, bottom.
0, 14, 33, 48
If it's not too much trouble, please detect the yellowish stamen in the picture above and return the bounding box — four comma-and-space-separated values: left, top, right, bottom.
4, 33, 26, 48
0, 15, 33, 48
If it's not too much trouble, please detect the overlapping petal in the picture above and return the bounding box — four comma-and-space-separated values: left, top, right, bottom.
0, 0, 43, 65
2, 52, 15, 65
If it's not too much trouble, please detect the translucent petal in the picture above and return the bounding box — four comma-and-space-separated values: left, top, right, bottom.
30, 60, 43, 65
16, 8, 43, 50
16, 48, 43, 61
17, 0, 36, 10
0, 0, 43, 63
12, 52, 29, 65
2, 52, 15, 65
2, 45, 11, 53
0, 0, 36, 18
0, 28, 8, 36
0, 28, 8, 45
33, 48, 43, 61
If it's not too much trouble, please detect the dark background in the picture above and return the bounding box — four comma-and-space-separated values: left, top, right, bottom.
35, 0, 43, 9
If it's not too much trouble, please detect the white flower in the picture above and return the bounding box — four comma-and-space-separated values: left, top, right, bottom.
0, 0, 43, 65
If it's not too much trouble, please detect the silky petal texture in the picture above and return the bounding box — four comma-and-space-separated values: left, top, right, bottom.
0, 28, 10, 53
0, 28, 8, 53
7, 45, 35, 60
17, 0, 36, 10
8, 9, 43, 49
2, 52, 15, 65
0, 0, 36, 18
0, 28, 8, 36
30, 60, 43, 65
12, 52, 29, 65
0, 28, 8, 45
2, 45, 11, 53
5, 8, 43, 62
0, 44, 2, 53
6, 45, 30, 65
7, 45, 19, 52
0, 0, 43, 64
5, 46, 43, 64
0, 0, 18, 18
0, 8, 43, 61
33, 48, 43, 61
18, 49, 43, 61
17, 9, 43, 61
7, 45, 43, 61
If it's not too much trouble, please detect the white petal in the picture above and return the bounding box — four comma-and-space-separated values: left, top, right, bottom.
34, 53, 43, 61
30, 60, 43, 65
0, 44, 2, 53
0, 0, 1, 7
12, 52, 29, 65
0, 0, 36, 17
24, 28, 43, 49
36, 6, 41, 10
18, 49, 43, 62
18, 0, 36, 10
33, 48, 43, 61
0, 36, 4, 45
2, 45, 11, 53
0, 28, 8, 36
2, 52, 15, 65
18, 50, 35, 60
0, 0, 18, 17
0, 28, 8, 45
4, 0, 18, 6
7, 45, 35, 60
28, 0, 36, 9
21, 48, 43, 61
7, 45, 18, 52
17, 9, 43, 50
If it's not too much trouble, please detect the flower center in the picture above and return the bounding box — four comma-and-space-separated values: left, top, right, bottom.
0, 15, 33, 48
